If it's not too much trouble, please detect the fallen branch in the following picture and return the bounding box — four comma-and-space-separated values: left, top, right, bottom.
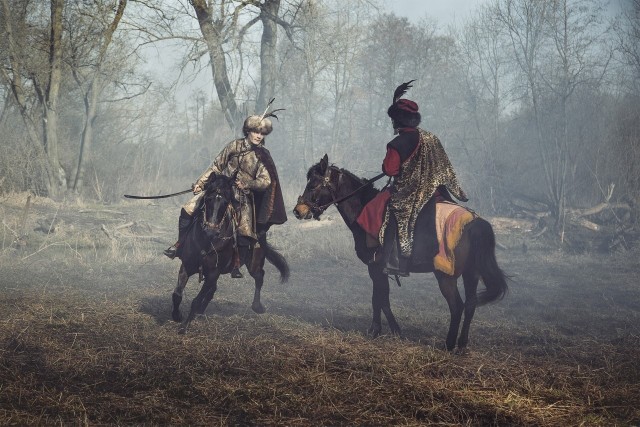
20, 242, 68, 260
101, 224, 114, 240
570, 217, 600, 232
567, 202, 631, 219
490, 216, 536, 232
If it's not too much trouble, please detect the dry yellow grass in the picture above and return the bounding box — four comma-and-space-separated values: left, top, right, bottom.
0, 194, 638, 425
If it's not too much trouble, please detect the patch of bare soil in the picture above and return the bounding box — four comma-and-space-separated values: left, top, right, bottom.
1, 193, 639, 425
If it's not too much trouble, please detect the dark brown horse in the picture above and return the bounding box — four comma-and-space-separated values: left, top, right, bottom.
293, 155, 507, 352
172, 174, 289, 334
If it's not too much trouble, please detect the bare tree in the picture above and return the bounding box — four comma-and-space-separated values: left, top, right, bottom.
0, 0, 67, 196
455, 5, 514, 211
615, 0, 640, 89
185, 0, 299, 130
542, 0, 611, 226
68, 0, 128, 192
40, 0, 66, 195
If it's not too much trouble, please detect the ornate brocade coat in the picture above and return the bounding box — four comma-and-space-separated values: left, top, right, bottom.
379, 128, 468, 257
184, 138, 272, 240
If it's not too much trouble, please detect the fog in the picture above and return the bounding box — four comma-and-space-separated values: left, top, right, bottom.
0, 0, 638, 247
0, 0, 639, 226
1, 2, 639, 424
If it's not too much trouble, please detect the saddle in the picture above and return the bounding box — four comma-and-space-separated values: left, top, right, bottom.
381, 199, 476, 276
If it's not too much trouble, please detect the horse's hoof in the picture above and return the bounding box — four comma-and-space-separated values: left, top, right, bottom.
172, 312, 183, 322
367, 325, 381, 338
390, 326, 402, 337
252, 303, 265, 314
454, 347, 470, 356
178, 326, 187, 335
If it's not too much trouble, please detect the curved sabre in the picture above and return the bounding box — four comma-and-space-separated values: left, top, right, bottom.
123, 189, 192, 199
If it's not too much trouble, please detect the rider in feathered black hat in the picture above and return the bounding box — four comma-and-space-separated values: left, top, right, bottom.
357, 80, 468, 277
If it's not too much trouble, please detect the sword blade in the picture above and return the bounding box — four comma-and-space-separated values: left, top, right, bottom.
123, 189, 192, 199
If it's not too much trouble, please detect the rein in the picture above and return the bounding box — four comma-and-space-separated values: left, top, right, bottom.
300, 166, 387, 216
202, 195, 237, 238
318, 171, 386, 210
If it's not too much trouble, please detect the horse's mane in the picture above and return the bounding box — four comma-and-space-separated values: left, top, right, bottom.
206, 173, 233, 188
337, 167, 380, 204
308, 162, 381, 205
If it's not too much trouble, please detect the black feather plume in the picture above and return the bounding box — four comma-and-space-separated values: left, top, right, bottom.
264, 108, 286, 120
259, 98, 276, 120
393, 79, 416, 104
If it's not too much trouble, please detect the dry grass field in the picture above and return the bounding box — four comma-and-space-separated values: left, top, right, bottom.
1, 192, 639, 426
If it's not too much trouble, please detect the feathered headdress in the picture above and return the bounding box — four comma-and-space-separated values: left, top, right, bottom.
259, 98, 285, 121
243, 98, 286, 136
388, 80, 420, 128
392, 80, 416, 104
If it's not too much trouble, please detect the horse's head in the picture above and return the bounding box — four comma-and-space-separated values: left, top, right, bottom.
201, 174, 235, 239
293, 154, 340, 220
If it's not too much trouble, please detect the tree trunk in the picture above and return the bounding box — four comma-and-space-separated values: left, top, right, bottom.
190, 0, 242, 130
43, 0, 67, 196
72, 0, 127, 193
256, 0, 280, 112
73, 81, 99, 191
0, 0, 43, 152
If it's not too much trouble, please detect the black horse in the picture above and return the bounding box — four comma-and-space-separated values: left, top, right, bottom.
293, 155, 507, 352
171, 174, 289, 334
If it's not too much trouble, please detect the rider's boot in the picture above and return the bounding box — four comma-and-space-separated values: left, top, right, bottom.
164, 209, 192, 259
366, 233, 383, 264
231, 248, 243, 278
383, 244, 410, 277
231, 240, 252, 278
368, 246, 383, 264
381, 215, 410, 277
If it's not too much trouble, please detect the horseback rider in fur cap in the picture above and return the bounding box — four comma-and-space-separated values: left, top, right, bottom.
356, 80, 468, 276
164, 103, 287, 278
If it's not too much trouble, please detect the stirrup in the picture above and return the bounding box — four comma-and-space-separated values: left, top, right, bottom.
368, 249, 383, 265
382, 267, 410, 278
163, 245, 177, 259
164, 241, 180, 259
231, 267, 243, 278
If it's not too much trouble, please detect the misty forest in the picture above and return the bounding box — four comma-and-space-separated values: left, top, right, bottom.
1, 0, 639, 425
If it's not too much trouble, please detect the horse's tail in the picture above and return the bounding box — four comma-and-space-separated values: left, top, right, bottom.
263, 239, 290, 283
468, 217, 508, 305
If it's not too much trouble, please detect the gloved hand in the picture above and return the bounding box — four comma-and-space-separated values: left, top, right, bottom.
192, 183, 203, 194
236, 179, 250, 194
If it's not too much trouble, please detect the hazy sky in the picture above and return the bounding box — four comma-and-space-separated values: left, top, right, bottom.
385, 0, 487, 26
385, 0, 626, 26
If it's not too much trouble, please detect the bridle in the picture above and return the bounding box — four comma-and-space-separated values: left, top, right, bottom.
201, 188, 238, 238
297, 166, 386, 218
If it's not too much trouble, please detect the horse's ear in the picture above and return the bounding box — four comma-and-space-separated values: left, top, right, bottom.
320, 154, 328, 172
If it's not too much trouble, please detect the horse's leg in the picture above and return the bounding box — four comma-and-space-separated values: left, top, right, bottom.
367, 264, 384, 337
248, 246, 267, 314
435, 271, 464, 351
457, 271, 479, 352
198, 272, 220, 314
179, 271, 219, 334
172, 264, 189, 322
367, 264, 401, 337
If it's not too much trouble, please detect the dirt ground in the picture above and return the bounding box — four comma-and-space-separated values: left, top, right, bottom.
1, 192, 639, 426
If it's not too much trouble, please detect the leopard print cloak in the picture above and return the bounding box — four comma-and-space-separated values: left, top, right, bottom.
379, 128, 468, 257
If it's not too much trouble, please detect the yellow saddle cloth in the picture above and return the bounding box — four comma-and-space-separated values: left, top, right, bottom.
433, 202, 476, 275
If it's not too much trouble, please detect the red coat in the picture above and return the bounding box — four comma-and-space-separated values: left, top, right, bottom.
356, 128, 420, 238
